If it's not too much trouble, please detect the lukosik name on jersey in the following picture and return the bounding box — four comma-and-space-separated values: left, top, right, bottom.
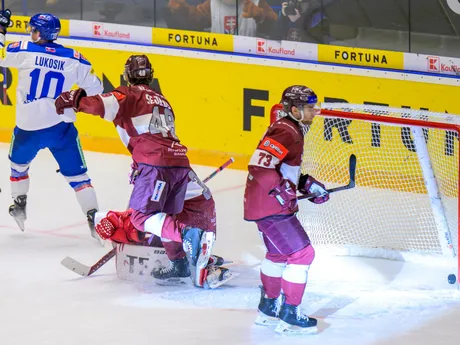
34, 56, 65, 71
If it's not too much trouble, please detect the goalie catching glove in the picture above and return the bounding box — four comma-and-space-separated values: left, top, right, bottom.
95, 210, 144, 244
298, 174, 329, 204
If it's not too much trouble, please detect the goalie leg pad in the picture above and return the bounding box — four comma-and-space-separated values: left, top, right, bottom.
182, 228, 215, 287
256, 214, 310, 255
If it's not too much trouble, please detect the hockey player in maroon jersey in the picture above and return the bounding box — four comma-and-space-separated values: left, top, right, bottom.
244, 85, 329, 334
55, 54, 232, 288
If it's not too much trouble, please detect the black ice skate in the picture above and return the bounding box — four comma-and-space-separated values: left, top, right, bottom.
151, 257, 191, 285
9, 195, 27, 231
275, 303, 318, 334
255, 286, 283, 326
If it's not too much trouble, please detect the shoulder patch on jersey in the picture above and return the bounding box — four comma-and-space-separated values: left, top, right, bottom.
73, 50, 80, 59
258, 137, 289, 160
112, 91, 126, 101
7, 41, 21, 52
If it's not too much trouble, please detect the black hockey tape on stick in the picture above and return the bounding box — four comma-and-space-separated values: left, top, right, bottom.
299, 154, 356, 200
60, 157, 236, 277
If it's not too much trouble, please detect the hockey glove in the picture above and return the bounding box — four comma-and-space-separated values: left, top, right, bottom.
0, 10, 13, 33
55, 88, 87, 114
269, 179, 297, 209
95, 210, 143, 244
298, 174, 329, 204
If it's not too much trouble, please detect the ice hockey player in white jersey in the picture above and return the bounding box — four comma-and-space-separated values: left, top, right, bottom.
0, 10, 103, 236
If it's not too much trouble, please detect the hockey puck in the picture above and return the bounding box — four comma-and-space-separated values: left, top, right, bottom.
448, 274, 457, 284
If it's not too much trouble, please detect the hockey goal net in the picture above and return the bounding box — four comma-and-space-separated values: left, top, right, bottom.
298, 103, 459, 283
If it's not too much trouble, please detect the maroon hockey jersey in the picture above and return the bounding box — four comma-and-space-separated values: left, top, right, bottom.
77, 84, 190, 168
244, 115, 305, 221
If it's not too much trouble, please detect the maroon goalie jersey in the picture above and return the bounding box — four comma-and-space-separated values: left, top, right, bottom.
244, 115, 304, 221
77, 84, 190, 168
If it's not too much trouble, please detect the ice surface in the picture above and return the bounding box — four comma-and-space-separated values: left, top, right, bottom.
1, 143, 459, 345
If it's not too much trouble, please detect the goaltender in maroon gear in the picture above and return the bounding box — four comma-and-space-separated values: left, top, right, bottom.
244, 85, 329, 334
54, 54, 230, 288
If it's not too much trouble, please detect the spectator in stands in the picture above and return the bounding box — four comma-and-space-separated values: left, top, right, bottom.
272, 0, 330, 43
167, 0, 277, 36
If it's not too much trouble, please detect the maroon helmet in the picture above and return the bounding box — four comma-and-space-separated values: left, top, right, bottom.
281, 85, 317, 113
123, 54, 154, 85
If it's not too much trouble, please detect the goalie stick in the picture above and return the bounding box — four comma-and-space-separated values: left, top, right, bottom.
203, 157, 234, 183
299, 154, 356, 200
60, 157, 235, 277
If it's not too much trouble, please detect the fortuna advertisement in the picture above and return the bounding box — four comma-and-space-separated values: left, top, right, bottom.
0, 38, 459, 174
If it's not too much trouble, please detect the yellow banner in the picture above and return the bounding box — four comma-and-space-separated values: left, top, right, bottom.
152, 27, 233, 52
9, 15, 70, 37
0, 41, 458, 173
318, 44, 404, 69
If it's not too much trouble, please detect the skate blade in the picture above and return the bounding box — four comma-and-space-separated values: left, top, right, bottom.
203, 271, 239, 289
90, 228, 105, 247
274, 321, 318, 335
13, 217, 25, 232
91, 231, 106, 247
255, 313, 279, 326
153, 277, 190, 286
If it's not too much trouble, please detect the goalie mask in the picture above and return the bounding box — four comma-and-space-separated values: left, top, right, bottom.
123, 55, 154, 86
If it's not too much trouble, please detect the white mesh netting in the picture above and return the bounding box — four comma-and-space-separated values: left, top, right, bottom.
298, 103, 459, 265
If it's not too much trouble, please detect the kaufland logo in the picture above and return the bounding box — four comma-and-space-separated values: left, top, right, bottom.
427, 56, 440, 72
92, 23, 131, 40
256, 39, 295, 57
93, 24, 102, 37
256, 39, 266, 55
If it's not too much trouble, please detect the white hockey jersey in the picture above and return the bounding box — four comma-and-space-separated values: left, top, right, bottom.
0, 33, 103, 130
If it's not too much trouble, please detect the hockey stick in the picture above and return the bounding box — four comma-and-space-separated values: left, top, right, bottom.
203, 157, 234, 183
60, 157, 236, 277
299, 154, 356, 200
61, 247, 116, 277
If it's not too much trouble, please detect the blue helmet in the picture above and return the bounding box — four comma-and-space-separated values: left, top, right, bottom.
28, 13, 61, 41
